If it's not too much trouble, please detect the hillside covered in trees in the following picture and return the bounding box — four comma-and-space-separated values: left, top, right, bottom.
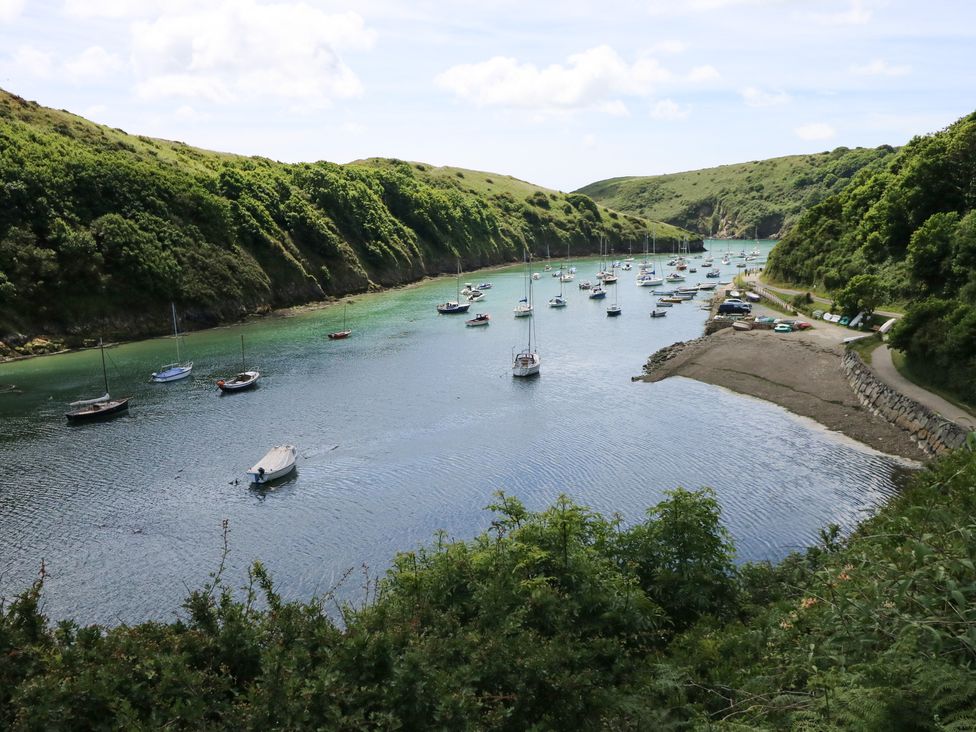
0, 90, 690, 345
2, 446, 975, 729
577, 146, 896, 239
767, 111, 976, 402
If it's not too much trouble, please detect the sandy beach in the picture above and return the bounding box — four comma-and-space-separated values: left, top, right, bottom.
639, 305, 928, 462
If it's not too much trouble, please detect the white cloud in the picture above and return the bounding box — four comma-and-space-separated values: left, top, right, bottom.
2, 45, 55, 79
129, 2, 375, 107
436, 45, 671, 114
64, 46, 123, 81
809, 0, 872, 25
794, 122, 836, 140
741, 86, 790, 107
0, 0, 24, 22
650, 99, 690, 120
687, 65, 721, 83
850, 58, 911, 76
583, 133, 597, 149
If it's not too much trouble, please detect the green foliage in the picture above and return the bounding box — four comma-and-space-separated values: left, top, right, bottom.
768, 111, 976, 402
0, 89, 688, 338
5, 450, 976, 729
577, 145, 897, 238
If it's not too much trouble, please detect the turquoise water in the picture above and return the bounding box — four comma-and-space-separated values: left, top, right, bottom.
0, 241, 905, 624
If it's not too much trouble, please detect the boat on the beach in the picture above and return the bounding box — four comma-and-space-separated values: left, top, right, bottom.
732, 321, 753, 332
248, 444, 297, 484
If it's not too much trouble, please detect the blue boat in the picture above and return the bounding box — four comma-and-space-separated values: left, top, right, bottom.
589, 287, 607, 299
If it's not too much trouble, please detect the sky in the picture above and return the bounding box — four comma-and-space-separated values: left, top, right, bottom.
0, 0, 973, 191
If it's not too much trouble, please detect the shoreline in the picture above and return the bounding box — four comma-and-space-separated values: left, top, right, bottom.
639, 327, 928, 462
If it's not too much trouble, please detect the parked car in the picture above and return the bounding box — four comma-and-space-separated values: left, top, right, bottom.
794, 321, 812, 330
773, 323, 793, 333
718, 302, 752, 315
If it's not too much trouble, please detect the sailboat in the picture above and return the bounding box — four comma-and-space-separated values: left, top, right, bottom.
514, 252, 533, 317
216, 335, 260, 392
436, 261, 471, 314
559, 241, 574, 282
549, 264, 567, 307
512, 275, 540, 377
607, 274, 622, 316
328, 303, 352, 339
151, 303, 193, 382
65, 339, 130, 422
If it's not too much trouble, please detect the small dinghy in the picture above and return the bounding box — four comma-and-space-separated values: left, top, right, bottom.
218, 371, 260, 391
248, 444, 297, 484
650, 309, 668, 318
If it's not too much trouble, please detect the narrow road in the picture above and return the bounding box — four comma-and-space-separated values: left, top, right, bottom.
871, 345, 976, 430
758, 281, 901, 320
743, 272, 976, 432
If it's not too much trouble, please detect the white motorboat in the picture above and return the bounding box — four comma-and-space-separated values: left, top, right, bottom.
248, 444, 297, 484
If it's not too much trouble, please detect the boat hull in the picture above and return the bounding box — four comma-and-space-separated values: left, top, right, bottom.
151, 363, 193, 382
248, 445, 298, 484
512, 352, 540, 377
327, 330, 352, 339
217, 371, 260, 391
65, 398, 130, 422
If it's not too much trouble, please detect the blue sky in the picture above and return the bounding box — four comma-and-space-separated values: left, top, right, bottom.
0, 0, 973, 191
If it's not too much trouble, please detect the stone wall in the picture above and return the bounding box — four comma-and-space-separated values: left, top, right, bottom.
843, 350, 970, 456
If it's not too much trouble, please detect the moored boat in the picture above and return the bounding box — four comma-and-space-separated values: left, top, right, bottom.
151, 303, 193, 382
650, 309, 668, 318
465, 313, 491, 327
65, 340, 131, 422
248, 444, 297, 484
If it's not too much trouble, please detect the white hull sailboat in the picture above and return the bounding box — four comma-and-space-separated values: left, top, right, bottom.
217, 335, 260, 392
151, 303, 192, 382
513, 256, 540, 377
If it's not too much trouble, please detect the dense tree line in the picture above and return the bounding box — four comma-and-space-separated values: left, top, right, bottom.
0, 90, 689, 341
3, 448, 976, 729
767, 111, 976, 401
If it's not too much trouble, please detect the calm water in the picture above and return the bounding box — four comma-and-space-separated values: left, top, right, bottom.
0, 241, 907, 624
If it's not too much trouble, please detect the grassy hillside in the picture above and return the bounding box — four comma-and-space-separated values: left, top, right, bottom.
767, 111, 976, 402
0, 89, 692, 348
578, 146, 897, 238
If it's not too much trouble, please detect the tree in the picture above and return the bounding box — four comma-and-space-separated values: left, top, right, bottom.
834, 273, 883, 317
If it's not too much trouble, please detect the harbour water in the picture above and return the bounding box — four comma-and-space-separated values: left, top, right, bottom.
0, 240, 907, 624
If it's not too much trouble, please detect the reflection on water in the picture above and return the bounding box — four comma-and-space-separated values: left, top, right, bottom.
0, 242, 910, 624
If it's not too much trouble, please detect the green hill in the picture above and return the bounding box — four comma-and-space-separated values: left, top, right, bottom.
0, 90, 691, 346
767, 110, 976, 401
577, 146, 897, 238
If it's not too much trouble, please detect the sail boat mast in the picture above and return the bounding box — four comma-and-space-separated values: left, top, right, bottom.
171, 303, 181, 362
100, 338, 109, 394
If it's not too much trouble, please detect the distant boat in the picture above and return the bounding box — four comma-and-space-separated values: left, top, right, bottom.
437, 261, 471, 314
650, 309, 668, 318
666, 272, 685, 283
589, 286, 607, 299
578, 280, 592, 290
328, 304, 352, 340
467, 289, 485, 302
151, 303, 193, 382
514, 252, 533, 317
655, 300, 674, 308
607, 272, 621, 316
65, 339, 130, 422
217, 335, 260, 392
248, 444, 297, 484
465, 313, 491, 327
549, 268, 568, 308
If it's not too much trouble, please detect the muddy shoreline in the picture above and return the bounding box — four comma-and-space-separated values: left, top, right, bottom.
639, 327, 927, 462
